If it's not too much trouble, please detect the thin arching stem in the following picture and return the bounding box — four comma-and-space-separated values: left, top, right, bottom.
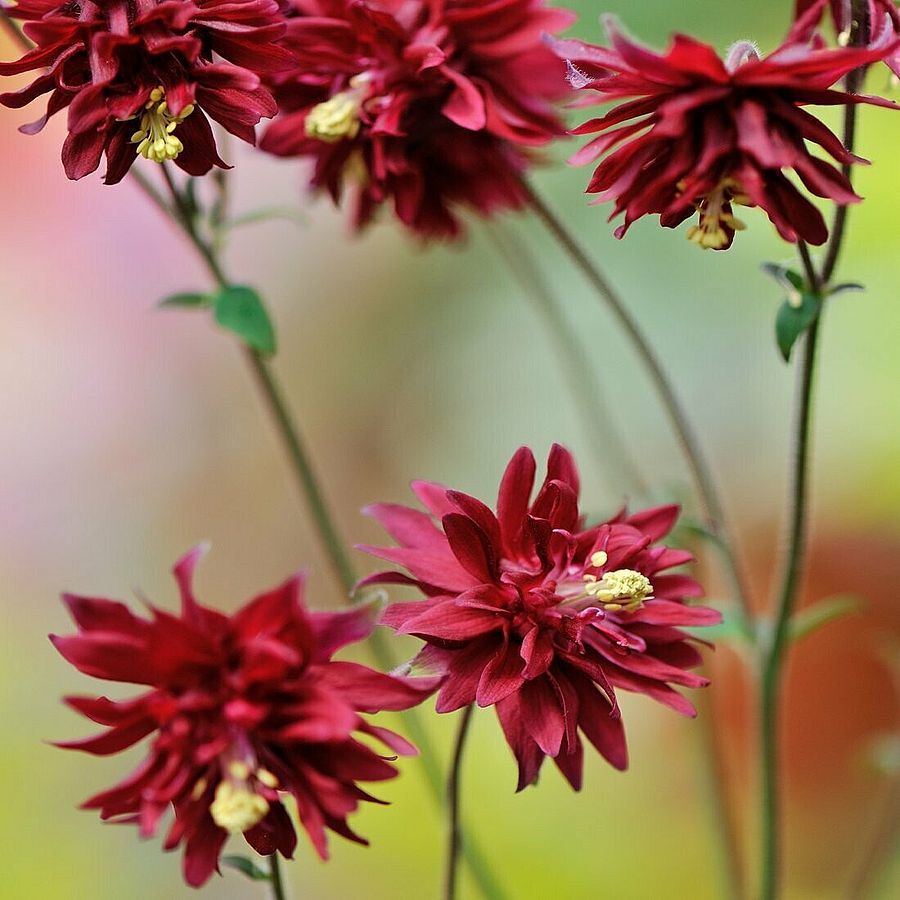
152, 165, 507, 900
523, 180, 752, 620
444, 705, 475, 900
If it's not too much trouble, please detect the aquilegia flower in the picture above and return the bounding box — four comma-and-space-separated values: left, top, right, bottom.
0, 1, 293, 183
51, 547, 438, 886
260, 0, 575, 239
360, 445, 720, 791
796, 0, 900, 75
550, 7, 898, 249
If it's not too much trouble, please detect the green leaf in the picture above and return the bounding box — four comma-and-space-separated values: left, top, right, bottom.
226, 207, 307, 230
214, 285, 276, 355
159, 291, 211, 309
828, 282, 865, 297
775, 291, 820, 362
788, 593, 863, 643
761, 262, 805, 293
221, 855, 271, 882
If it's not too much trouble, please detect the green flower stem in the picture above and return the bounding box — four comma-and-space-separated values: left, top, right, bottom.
758, 300, 823, 900
269, 854, 287, 900
523, 181, 752, 621
154, 165, 507, 900
486, 222, 648, 498
444, 705, 475, 900
759, 32, 863, 888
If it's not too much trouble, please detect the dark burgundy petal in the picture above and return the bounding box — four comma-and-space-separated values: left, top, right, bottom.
476, 637, 525, 706
442, 512, 500, 582
496, 446, 537, 554
495, 693, 546, 791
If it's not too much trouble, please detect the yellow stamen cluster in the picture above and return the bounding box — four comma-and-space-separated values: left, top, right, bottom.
130, 87, 194, 163
305, 91, 362, 143
685, 177, 749, 250
208, 761, 280, 834
305, 74, 372, 143
583, 565, 653, 613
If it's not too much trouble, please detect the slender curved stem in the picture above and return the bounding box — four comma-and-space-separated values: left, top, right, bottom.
523, 181, 752, 620
759, 46, 863, 890
152, 166, 507, 900
759, 310, 823, 900
269, 854, 287, 900
445, 705, 475, 900
486, 222, 648, 497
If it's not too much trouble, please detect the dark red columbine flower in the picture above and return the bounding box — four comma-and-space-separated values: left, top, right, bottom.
359, 445, 720, 791
549, 6, 899, 250
259, 0, 576, 239
796, 0, 900, 76
0, 1, 294, 183
51, 547, 438, 887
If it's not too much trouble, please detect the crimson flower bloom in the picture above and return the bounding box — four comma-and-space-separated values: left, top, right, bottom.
360, 445, 720, 791
549, 6, 898, 249
260, 0, 575, 239
0, 1, 294, 183
51, 547, 438, 887
796, 0, 900, 76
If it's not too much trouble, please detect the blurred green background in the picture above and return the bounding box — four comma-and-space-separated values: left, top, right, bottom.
1, 1, 898, 897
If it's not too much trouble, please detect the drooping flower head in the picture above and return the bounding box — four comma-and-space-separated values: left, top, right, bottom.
796, 0, 900, 75
260, 0, 576, 239
51, 547, 438, 887
550, 5, 899, 250
0, 1, 294, 183
360, 445, 720, 791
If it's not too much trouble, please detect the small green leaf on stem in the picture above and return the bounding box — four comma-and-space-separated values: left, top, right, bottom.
775, 291, 820, 362
787, 593, 863, 643
828, 282, 865, 298
761, 262, 805, 295
214, 285, 277, 355
159, 291, 211, 309
221, 855, 271, 882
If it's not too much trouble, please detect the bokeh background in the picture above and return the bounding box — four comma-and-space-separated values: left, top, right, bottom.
1, 1, 898, 897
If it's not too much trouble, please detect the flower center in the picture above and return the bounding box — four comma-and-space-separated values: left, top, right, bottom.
208, 760, 278, 834
685, 178, 750, 250
582, 554, 653, 613
130, 87, 194, 163
305, 75, 371, 143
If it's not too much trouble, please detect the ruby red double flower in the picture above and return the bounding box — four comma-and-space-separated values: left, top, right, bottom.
550, 5, 898, 249
260, 0, 575, 239
796, 0, 900, 75
0, 1, 293, 183
360, 445, 720, 791
52, 547, 438, 887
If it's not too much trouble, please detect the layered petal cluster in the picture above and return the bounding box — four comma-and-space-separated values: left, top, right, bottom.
361, 445, 720, 791
550, 7, 898, 250
796, 0, 900, 75
0, 0, 294, 182
52, 547, 437, 887
260, 0, 576, 239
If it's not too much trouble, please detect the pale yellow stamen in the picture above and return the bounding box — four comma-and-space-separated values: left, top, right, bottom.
305, 91, 362, 143
130, 86, 194, 163
191, 778, 208, 801
685, 177, 749, 250
257, 768, 279, 788
590, 550, 609, 568
584, 568, 653, 613
305, 74, 372, 143
228, 760, 251, 780
210, 780, 270, 833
